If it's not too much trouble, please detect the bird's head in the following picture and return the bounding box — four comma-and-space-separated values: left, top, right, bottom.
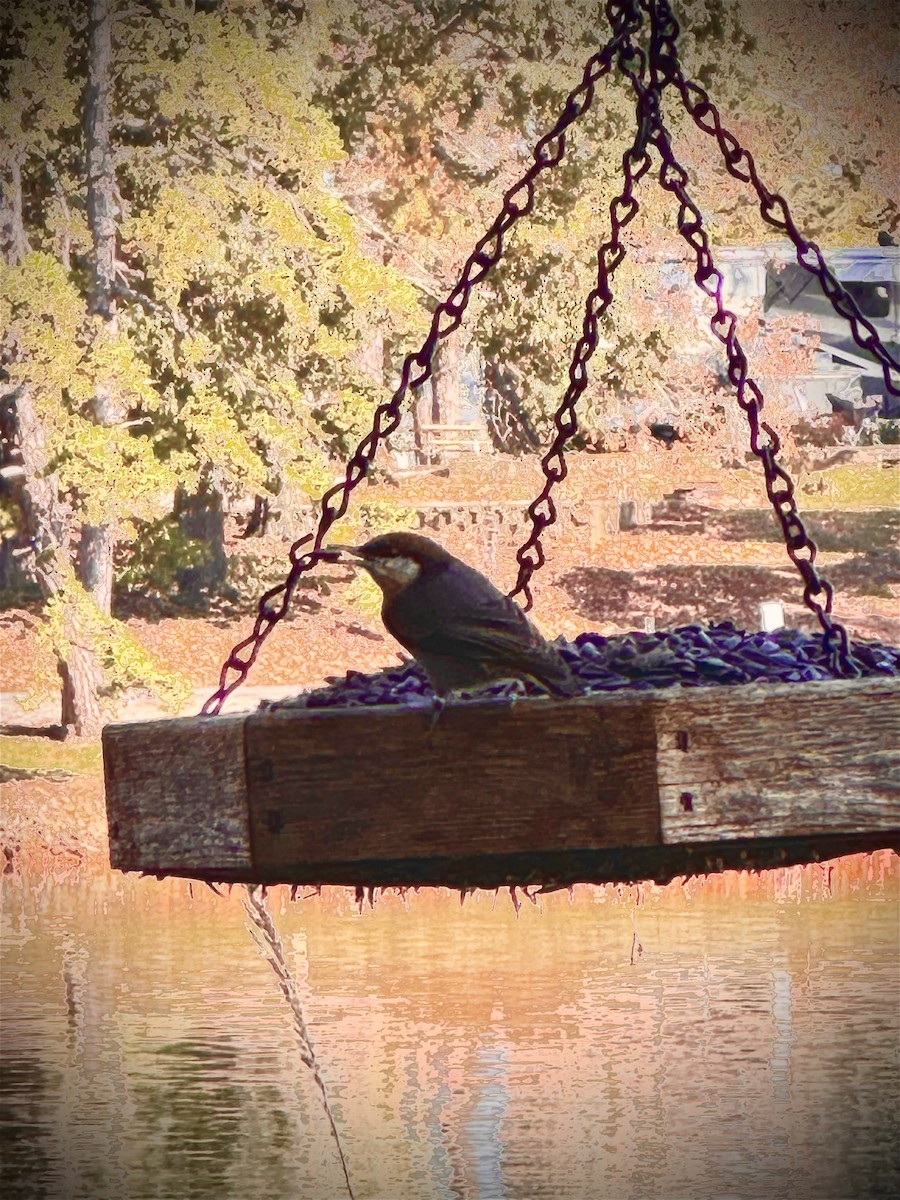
328, 531, 453, 599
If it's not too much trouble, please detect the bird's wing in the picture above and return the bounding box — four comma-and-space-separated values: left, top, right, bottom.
387, 577, 572, 687
423, 614, 576, 693
423, 609, 544, 661
385, 567, 527, 649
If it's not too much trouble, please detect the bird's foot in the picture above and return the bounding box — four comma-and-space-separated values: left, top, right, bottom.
427, 692, 448, 734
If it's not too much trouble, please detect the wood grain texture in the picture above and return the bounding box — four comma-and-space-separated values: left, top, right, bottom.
245, 692, 662, 871
103, 713, 251, 872
655, 677, 900, 843
100, 677, 900, 886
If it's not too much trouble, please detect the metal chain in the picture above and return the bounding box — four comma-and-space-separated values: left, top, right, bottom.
201, 12, 637, 715
509, 2, 650, 609
646, 0, 899, 397
509, 0, 896, 616
204, 0, 892, 710
620, 2, 859, 673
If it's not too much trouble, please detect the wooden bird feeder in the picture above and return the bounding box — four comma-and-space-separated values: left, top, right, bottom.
99, 5, 900, 891
103, 676, 900, 889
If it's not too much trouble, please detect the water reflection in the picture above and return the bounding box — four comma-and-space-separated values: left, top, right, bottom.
1, 854, 898, 1200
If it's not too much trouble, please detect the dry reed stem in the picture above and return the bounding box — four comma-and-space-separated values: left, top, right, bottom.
242, 884, 354, 1200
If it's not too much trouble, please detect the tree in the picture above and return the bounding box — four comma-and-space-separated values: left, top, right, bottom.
2, 0, 116, 733
79, 0, 119, 615
0, 0, 423, 730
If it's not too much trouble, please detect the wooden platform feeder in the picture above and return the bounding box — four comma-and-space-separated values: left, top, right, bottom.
103, 676, 900, 889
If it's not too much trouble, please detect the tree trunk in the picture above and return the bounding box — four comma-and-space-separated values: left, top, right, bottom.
77, 523, 114, 614
483, 358, 542, 453
8, 387, 70, 589
413, 384, 434, 461
80, 0, 121, 620
0, 0, 119, 737
1, 154, 31, 265
241, 494, 273, 539
58, 644, 105, 737
9, 385, 106, 736
0, 388, 35, 598
84, 0, 117, 318
174, 484, 229, 607
431, 337, 462, 428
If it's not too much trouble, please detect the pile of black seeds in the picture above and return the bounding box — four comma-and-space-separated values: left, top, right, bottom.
262, 622, 900, 712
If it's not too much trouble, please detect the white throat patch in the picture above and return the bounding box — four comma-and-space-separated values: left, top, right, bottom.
367, 555, 421, 587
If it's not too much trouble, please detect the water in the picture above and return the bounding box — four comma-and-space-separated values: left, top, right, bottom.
2, 855, 898, 1200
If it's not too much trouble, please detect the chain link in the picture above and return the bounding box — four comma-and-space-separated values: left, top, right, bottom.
201, 12, 637, 715
509, 3, 650, 609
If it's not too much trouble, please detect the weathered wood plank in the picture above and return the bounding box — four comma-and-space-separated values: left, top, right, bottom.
103, 713, 251, 873
655, 677, 900, 842
244, 691, 662, 873
100, 677, 900, 886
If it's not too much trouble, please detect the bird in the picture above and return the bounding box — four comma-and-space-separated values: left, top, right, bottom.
329, 531, 582, 701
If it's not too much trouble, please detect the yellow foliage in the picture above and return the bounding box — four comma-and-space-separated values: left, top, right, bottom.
122, 185, 230, 303
327, 498, 419, 547
0, 5, 80, 153
342, 568, 384, 621
178, 384, 268, 489
330, 499, 419, 620
22, 565, 191, 715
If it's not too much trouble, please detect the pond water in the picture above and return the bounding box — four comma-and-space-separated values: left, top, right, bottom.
2, 853, 898, 1200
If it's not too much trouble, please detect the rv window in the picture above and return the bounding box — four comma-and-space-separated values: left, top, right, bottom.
842, 281, 892, 319
765, 267, 895, 320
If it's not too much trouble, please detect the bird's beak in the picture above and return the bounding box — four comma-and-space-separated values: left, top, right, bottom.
325, 544, 366, 564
